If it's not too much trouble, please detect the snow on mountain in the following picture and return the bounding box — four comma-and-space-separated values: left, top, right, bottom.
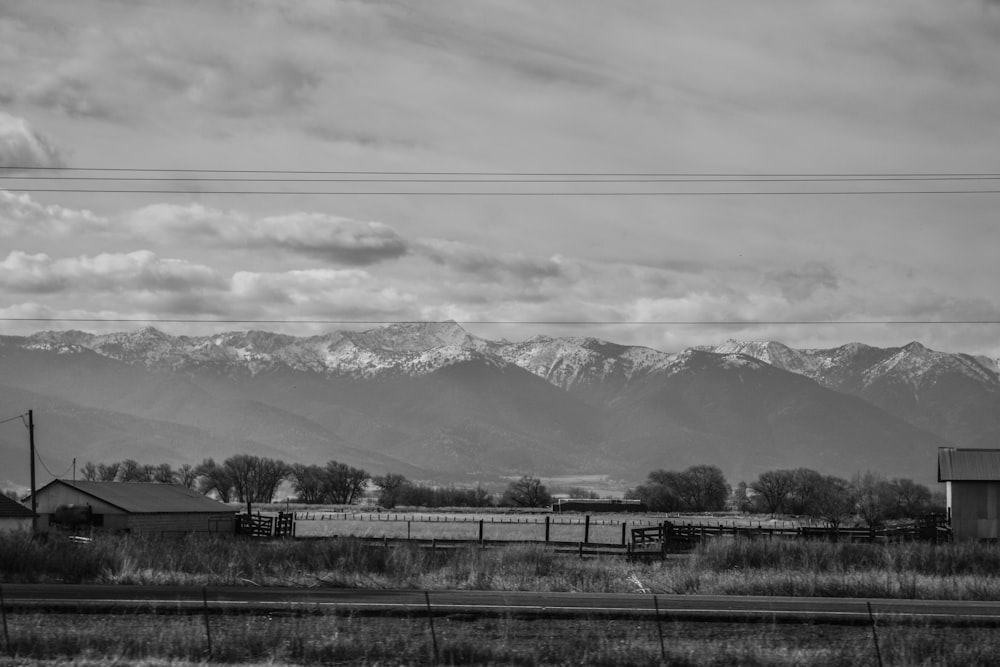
21, 324, 999, 400
493, 335, 677, 390
25, 322, 502, 379
712, 339, 999, 391
711, 339, 820, 376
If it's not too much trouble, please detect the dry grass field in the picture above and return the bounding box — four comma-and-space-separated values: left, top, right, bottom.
5, 610, 1000, 666
4, 519, 1000, 664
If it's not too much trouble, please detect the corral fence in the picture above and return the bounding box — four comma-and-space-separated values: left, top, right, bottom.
236, 512, 295, 538
632, 515, 952, 556
287, 511, 951, 558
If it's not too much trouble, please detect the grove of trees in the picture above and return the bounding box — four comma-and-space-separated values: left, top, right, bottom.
746, 468, 940, 528
74, 454, 942, 523
625, 465, 730, 512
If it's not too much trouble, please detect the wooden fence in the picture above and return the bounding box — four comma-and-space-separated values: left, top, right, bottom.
287, 512, 951, 556
630, 517, 952, 556
236, 512, 295, 538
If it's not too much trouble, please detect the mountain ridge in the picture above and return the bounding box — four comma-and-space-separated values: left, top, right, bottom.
3, 322, 987, 488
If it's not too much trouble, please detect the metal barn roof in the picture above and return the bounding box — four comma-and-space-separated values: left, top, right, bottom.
0, 493, 35, 518
938, 448, 1000, 482
36, 480, 236, 514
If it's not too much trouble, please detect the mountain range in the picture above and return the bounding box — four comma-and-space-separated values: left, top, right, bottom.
2, 322, 997, 489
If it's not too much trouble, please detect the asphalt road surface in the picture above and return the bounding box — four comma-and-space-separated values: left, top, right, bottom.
3, 584, 1000, 626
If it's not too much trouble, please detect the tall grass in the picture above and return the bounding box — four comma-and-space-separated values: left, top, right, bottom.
6, 611, 1000, 666
6, 530, 1000, 600
635, 538, 1000, 600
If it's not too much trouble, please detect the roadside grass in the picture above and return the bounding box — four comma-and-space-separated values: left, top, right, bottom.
4, 611, 1000, 666
5, 530, 1000, 601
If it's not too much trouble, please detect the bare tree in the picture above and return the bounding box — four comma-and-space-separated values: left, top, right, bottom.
118, 459, 152, 482
80, 461, 99, 482
196, 458, 235, 503
322, 461, 369, 505
889, 478, 932, 519
373, 472, 410, 508
674, 465, 730, 512
853, 471, 895, 529
750, 469, 797, 514
96, 462, 120, 482
176, 463, 198, 489
153, 463, 176, 484
786, 468, 825, 515
501, 475, 551, 508
290, 464, 327, 504
223, 454, 288, 504
626, 470, 684, 512
811, 475, 855, 530
253, 457, 289, 503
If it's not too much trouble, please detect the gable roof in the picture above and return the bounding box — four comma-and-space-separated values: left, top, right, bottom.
37, 480, 236, 514
0, 493, 35, 518
938, 448, 1000, 482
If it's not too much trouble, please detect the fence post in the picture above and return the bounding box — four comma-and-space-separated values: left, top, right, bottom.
621, 521, 627, 546
653, 594, 667, 664
545, 515, 550, 543
0, 583, 9, 656
202, 586, 212, 659
425, 591, 440, 665
479, 519, 484, 544
867, 601, 884, 667
584, 515, 590, 544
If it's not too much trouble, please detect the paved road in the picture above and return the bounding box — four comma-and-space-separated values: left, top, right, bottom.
3, 584, 1000, 625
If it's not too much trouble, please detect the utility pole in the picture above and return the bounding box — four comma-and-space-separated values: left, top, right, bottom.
28, 410, 37, 534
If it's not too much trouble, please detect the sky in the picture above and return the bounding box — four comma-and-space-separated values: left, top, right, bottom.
1, 0, 999, 357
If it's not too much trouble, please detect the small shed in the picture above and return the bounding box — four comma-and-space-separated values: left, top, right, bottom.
938, 447, 1000, 541
0, 493, 35, 532
31, 480, 237, 536
552, 498, 647, 513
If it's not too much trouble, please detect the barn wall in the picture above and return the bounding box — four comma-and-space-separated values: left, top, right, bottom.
34, 484, 127, 534
126, 513, 235, 536
949, 481, 1000, 540
0, 517, 31, 532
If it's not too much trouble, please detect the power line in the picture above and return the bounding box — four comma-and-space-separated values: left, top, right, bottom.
3, 166, 1000, 177
1, 317, 998, 326
34, 444, 72, 480
0, 413, 27, 426
3, 176, 1000, 183
6, 188, 1000, 196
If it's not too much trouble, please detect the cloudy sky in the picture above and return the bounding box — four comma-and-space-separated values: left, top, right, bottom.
1, 0, 998, 356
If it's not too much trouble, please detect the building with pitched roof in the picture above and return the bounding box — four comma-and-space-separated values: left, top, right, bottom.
31, 480, 236, 536
938, 447, 1000, 541
0, 493, 35, 532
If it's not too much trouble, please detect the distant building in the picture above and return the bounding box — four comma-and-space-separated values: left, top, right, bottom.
938, 447, 1000, 541
552, 498, 647, 513
31, 480, 237, 536
0, 493, 35, 532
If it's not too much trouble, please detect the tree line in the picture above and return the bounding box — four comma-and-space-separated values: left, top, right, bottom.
627, 465, 942, 528
78, 457, 555, 508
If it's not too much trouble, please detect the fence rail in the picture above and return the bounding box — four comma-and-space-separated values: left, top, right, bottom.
236, 512, 295, 538
631, 518, 951, 556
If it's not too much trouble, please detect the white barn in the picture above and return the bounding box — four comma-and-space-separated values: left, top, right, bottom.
938, 447, 1000, 541
32, 480, 237, 536
0, 493, 34, 532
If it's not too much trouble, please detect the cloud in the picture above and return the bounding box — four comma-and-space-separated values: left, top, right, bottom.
130, 204, 409, 264
415, 238, 562, 281
230, 268, 415, 317
766, 262, 839, 302
0, 111, 65, 167
0, 190, 108, 237
0, 250, 223, 294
